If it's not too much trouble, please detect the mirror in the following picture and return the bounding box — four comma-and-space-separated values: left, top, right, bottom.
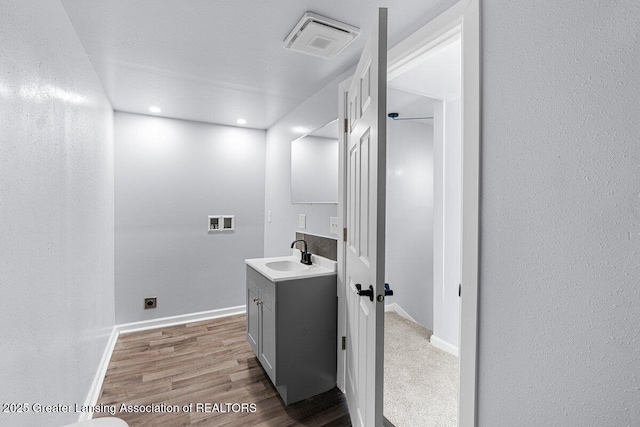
291, 119, 339, 204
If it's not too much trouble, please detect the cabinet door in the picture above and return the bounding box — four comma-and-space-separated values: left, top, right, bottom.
246, 281, 259, 355
259, 290, 276, 381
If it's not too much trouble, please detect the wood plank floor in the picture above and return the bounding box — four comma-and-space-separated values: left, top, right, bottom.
95, 314, 350, 426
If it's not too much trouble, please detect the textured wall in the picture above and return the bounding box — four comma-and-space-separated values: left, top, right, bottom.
114, 112, 265, 323
0, 1, 115, 426
385, 117, 434, 329
478, 1, 640, 425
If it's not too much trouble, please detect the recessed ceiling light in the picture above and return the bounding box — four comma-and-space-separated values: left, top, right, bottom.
237, 118, 247, 125
149, 106, 161, 113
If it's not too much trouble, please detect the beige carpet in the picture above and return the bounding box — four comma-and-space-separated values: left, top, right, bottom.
384, 312, 459, 427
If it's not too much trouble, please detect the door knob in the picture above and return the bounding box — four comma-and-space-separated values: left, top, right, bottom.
384, 283, 394, 296
355, 284, 374, 302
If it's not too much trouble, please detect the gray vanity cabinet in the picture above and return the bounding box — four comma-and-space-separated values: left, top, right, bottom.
245, 265, 337, 405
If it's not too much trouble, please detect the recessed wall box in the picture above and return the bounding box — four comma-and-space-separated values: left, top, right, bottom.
222, 215, 235, 230
283, 12, 360, 60
208, 216, 220, 231
209, 215, 235, 232
144, 297, 157, 309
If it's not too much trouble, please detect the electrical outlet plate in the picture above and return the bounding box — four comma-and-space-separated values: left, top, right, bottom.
299, 214, 306, 229
330, 217, 339, 234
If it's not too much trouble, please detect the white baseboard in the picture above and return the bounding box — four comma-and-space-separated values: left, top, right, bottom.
79, 305, 247, 421
430, 334, 459, 357
117, 305, 246, 335
79, 326, 119, 421
384, 302, 418, 324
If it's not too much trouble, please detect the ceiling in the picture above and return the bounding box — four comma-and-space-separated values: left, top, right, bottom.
389, 37, 462, 101
385, 37, 461, 125
60, 0, 455, 129
308, 119, 339, 140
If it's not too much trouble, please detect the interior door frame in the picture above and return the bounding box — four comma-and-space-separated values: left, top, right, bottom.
337, 0, 480, 425
336, 75, 351, 399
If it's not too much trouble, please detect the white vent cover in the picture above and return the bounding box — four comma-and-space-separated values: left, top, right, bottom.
283, 12, 360, 60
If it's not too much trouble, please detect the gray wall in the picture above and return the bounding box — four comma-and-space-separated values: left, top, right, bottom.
114, 112, 265, 323
385, 117, 434, 329
291, 135, 339, 204
0, 1, 115, 426
263, 70, 352, 256
478, 1, 640, 425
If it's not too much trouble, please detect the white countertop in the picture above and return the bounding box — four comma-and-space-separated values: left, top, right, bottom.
245, 250, 337, 282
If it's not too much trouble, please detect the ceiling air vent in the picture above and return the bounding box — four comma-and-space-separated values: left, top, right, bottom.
283, 12, 360, 60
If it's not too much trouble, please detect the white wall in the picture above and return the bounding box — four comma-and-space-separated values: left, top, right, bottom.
433, 98, 462, 351
0, 1, 115, 426
114, 112, 265, 323
478, 2, 640, 425
385, 117, 434, 329
264, 70, 353, 256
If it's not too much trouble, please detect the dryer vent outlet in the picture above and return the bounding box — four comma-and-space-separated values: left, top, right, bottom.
144, 297, 157, 309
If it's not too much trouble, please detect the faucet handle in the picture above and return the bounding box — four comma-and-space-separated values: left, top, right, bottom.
301, 251, 312, 265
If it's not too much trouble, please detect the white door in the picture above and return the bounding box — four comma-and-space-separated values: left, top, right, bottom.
343, 8, 388, 427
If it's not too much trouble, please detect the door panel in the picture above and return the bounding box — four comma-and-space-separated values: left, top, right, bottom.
246, 282, 259, 353
358, 131, 370, 262
343, 8, 388, 427
259, 291, 275, 380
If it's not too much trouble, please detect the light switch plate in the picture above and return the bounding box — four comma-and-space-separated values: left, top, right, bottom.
330, 217, 339, 234
267, 210, 272, 223
299, 214, 306, 229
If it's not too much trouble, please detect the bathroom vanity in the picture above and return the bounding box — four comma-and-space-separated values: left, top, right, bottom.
245, 254, 337, 405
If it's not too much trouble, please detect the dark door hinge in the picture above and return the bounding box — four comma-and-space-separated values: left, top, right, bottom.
344, 118, 348, 132
342, 336, 346, 350
343, 227, 347, 242
459, 283, 462, 297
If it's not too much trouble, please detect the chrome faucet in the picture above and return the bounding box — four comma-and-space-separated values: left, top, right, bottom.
291, 239, 312, 265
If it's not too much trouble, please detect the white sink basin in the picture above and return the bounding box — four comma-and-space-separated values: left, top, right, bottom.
265, 260, 309, 272
246, 253, 336, 282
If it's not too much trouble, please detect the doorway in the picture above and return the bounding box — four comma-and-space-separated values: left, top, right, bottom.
383, 33, 462, 427
336, 1, 480, 425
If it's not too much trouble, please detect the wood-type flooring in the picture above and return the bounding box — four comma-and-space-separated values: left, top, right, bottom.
95, 314, 350, 426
